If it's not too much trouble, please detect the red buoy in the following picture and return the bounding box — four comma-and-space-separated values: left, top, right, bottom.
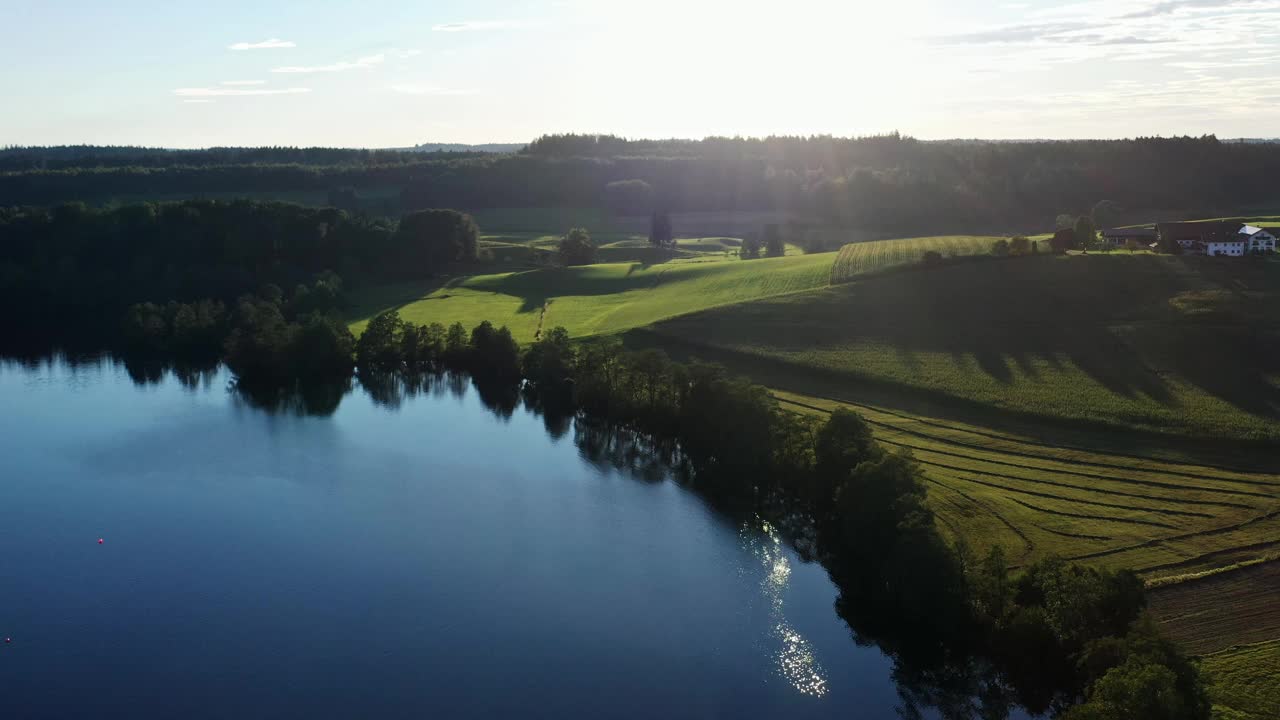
98, 538, 104, 544
4, 638, 10, 644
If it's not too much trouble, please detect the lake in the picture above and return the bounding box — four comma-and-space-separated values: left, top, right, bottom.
0, 356, 916, 719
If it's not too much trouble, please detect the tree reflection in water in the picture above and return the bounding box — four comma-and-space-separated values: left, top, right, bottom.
5, 353, 1156, 719
231, 376, 351, 417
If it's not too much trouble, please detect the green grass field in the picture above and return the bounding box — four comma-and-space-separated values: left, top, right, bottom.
1190, 215, 1280, 227
646, 253, 1280, 442
469, 209, 778, 269
348, 252, 836, 342
831, 235, 1005, 281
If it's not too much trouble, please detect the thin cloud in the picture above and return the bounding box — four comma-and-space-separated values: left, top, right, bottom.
938, 21, 1097, 44
271, 54, 384, 73
1117, 0, 1275, 19
173, 87, 311, 97
1097, 35, 1171, 44
388, 84, 478, 96
1056, 33, 1173, 44
432, 20, 528, 32
228, 38, 296, 50
940, 0, 1280, 45
220, 80, 267, 86
182, 99, 215, 104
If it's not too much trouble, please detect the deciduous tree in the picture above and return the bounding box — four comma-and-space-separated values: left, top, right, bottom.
558, 227, 596, 266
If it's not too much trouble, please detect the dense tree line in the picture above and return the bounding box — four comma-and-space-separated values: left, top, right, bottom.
0, 145, 489, 172
123, 277, 354, 385
6, 135, 1280, 236
0, 200, 476, 347
354, 310, 520, 383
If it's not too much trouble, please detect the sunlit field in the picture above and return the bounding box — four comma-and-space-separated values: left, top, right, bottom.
349, 252, 836, 342
646, 253, 1280, 442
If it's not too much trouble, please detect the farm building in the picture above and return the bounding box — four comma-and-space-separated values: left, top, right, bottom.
1155, 221, 1278, 256
1101, 227, 1157, 247
1240, 225, 1278, 253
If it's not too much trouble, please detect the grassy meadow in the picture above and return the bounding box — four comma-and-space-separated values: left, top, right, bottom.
646, 253, 1280, 442
470, 209, 798, 268
348, 252, 836, 341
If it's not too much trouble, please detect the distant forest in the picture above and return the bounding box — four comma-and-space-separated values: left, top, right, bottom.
3, 134, 1279, 233
0, 145, 493, 172
0, 200, 476, 350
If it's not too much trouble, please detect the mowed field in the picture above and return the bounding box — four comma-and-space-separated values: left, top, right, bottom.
831, 235, 1004, 281
348, 252, 836, 342
1149, 562, 1280, 655
770, 391, 1280, 580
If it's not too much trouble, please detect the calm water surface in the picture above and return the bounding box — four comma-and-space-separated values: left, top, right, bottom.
0, 357, 913, 719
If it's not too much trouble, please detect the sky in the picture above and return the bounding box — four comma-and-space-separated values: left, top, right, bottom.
4, 0, 1280, 147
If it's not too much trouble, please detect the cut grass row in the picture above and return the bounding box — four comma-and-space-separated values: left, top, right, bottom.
1149, 561, 1280, 656
771, 389, 1280, 579
831, 235, 1004, 282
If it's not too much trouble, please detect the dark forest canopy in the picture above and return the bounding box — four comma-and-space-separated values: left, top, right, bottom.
0, 145, 496, 172
3, 134, 1279, 233
0, 200, 476, 346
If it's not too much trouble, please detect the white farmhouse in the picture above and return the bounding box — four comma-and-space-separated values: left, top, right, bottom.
1156, 221, 1279, 257
1205, 236, 1247, 257
1240, 225, 1278, 254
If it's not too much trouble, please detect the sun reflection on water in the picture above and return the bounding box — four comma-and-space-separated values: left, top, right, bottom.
743, 519, 829, 698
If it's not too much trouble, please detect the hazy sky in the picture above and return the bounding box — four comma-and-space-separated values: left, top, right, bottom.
5, 0, 1280, 147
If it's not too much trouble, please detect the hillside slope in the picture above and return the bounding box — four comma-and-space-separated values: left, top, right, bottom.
645, 254, 1280, 442
348, 253, 836, 342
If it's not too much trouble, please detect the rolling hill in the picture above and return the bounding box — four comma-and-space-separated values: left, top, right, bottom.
642, 253, 1280, 443
348, 252, 837, 342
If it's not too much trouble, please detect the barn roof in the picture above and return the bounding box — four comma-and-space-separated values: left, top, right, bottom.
1156, 221, 1241, 243
1102, 227, 1157, 238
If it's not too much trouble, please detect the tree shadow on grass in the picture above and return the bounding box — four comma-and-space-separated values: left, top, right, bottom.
647, 255, 1280, 423
465, 263, 672, 313
1125, 326, 1280, 419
